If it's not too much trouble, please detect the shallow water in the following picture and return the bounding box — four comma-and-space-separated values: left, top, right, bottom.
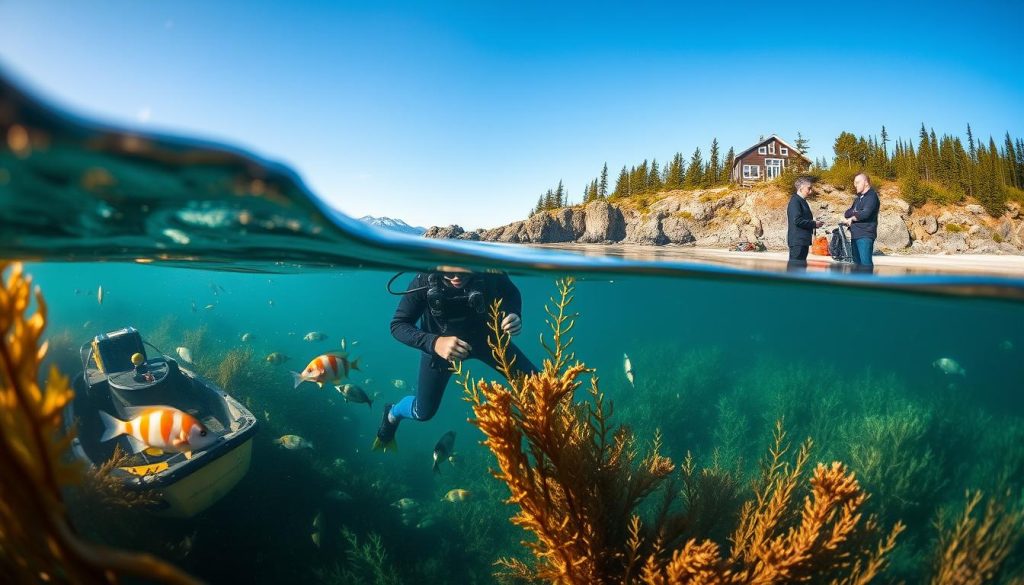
4, 71, 1024, 584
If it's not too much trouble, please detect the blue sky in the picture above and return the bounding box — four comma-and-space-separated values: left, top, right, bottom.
1, 1, 1022, 229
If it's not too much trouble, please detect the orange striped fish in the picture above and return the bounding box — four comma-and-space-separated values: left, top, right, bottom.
99, 406, 217, 456
291, 352, 360, 389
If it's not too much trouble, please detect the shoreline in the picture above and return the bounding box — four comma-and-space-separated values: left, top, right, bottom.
525, 243, 1024, 277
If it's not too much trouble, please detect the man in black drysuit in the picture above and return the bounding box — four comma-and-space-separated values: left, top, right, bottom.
374, 268, 538, 451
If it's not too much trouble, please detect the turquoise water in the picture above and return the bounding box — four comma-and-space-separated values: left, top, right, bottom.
4, 72, 1024, 583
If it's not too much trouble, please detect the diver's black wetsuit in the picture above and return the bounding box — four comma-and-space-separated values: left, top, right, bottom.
389, 272, 538, 421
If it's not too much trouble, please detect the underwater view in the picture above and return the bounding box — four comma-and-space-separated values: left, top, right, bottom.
2, 4, 1024, 582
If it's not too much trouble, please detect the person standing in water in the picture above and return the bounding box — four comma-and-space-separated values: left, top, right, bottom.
842, 173, 880, 271
375, 267, 538, 451
786, 175, 823, 269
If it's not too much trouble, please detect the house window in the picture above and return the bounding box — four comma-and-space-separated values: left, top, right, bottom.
768, 143, 775, 155
742, 165, 760, 179
780, 147, 789, 156
757, 146, 767, 155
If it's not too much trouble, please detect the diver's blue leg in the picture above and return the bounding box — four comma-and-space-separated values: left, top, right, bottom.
390, 353, 451, 422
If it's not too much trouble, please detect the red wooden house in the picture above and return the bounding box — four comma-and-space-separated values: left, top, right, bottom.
730, 135, 812, 185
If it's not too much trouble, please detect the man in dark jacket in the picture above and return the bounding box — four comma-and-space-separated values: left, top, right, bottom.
787, 176, 823, 267
842, 173, 880, 270
375, 268, 538, 451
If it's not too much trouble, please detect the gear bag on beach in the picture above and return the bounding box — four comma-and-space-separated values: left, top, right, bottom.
829, 225, 854, 262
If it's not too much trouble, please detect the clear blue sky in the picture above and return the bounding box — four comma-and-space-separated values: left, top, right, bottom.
1, 1, 1022, 229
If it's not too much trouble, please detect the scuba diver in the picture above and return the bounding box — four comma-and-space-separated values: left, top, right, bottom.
375, 267, 538, 451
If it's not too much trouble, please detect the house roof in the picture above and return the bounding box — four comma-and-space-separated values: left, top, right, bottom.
732, 134, 813, 166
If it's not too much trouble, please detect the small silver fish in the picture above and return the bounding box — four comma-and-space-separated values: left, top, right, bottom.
275, 434, 313, 450
176, 346, 193, 364
933, 357, 966, 376
392, 379, 407, 390
623, 353, 635, 387
432, 431, 456, 474
241, 332, 254, 342
335, 383, 373, 408
392, 498, 418, 511
311, 511, 322, 548
97, 286, 104, 305
304, 331, 327, 342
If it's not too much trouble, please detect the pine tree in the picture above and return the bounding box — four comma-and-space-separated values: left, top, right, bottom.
685, 148, 703, 187
599, 163, 608, 198
707, 138, 720, 186
555, 180, 565, 208
613, 166, 628, 198
966, 124, 976, 162
833, 132, 859, 165
1004, 132, 1019, 189
795, 132, 809, 154
723, 147, 735, 183
918, 124, 931, 180
648, 159, 662, 192
542, 189, 555, 211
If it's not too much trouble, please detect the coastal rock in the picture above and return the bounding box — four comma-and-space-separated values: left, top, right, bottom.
941, 232, 968, 253
876, 212, 911, 250
885, 197, 911, 214
624, 213, 668, 245
998, 218, 1014, 240
422, 181, 1024, 254
754, 206, 790, 249
579, 200, 626, 242
424, 225, 465, 239
524, 211, 576, 243
920, 215, 938, 235
661, 215, 695, 244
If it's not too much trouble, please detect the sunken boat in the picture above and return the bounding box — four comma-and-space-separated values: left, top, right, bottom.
66, 327, 257, 517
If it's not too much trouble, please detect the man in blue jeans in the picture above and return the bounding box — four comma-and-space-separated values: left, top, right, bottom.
842, 173, 880, 271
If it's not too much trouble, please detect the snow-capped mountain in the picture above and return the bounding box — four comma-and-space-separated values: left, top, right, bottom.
358, 215, 427, 236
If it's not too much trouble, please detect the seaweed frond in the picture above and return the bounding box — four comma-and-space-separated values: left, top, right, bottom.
79, 446, 162, 510
463, 276, 905, 585
929, 489, 1024, 585
215, 345, 253, 390
0, 262, 202, 585
313, 527, 401, 585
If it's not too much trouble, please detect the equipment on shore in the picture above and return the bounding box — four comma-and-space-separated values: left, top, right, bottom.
829, 225, 854, 263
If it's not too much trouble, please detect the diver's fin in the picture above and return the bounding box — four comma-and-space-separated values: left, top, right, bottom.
98, 410, 126, 442
290, 371, 304, 389
372, 437, 398, 453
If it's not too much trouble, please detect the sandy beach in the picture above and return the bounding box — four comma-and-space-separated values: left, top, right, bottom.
532, 243, 1024, 278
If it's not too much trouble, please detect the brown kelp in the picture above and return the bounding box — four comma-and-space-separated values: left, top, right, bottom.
461, 277, 905, 585
0, 262, 201, 585
77, 446, 162, 511
929, 489, 1024, 585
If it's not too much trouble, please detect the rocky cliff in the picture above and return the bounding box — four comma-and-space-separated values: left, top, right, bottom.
424, 184, 1024, 254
